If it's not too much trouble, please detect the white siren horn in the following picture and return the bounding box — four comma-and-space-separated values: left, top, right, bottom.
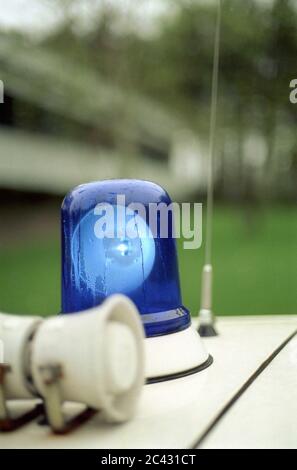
31, 294, 145, 424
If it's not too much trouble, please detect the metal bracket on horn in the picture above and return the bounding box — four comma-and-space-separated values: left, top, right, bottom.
39, 364, 97, 435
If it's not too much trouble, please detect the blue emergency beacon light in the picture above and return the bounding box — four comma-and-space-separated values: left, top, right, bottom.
61, 180, 211, 382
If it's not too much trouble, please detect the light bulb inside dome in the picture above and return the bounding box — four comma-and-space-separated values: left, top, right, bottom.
71, 205, 155, 295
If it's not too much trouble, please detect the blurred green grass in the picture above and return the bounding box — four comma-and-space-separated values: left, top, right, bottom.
0, 205, 296, 317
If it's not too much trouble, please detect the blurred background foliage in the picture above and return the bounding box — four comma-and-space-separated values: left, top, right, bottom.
0, 0, 296, 317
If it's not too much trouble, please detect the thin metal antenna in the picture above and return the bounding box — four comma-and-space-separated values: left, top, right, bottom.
198, 0, 222, 337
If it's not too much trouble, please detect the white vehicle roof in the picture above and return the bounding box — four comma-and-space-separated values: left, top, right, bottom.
1, 315, 296, 449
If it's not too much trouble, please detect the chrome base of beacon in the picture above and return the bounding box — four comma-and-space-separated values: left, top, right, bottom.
0, 364, 43, 432
198, 264, 218, 337
145, 324, 212, 384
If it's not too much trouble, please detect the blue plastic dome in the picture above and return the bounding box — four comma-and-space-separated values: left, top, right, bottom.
61, 179, 191, 337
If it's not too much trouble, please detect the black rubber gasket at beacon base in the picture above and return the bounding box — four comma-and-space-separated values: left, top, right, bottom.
146, 355, 213, 385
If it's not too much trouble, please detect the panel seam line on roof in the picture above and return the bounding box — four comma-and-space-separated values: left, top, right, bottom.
192, 328, 297, 449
